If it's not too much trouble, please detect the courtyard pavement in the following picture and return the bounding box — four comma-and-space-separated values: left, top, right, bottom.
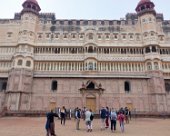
0, 117, 170, 136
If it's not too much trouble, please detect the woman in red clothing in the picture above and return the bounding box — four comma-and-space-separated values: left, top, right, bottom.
118, 112, 125, 132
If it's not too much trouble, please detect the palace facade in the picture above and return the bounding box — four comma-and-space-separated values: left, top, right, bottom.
0, 0, 170, 114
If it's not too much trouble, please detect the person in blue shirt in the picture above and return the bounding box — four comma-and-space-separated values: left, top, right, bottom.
100, 107, 106, 130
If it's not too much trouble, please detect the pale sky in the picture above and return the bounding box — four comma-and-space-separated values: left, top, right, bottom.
0, 0, 169, 20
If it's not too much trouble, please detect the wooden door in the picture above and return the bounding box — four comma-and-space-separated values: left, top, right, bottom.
49, 102, 56, 111
86, 98, 96, 112
126, 103, 133, 110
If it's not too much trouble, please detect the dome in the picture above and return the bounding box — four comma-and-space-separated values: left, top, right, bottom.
137, 0, 151, 7
22, 0, 40, 10
26, 0, 38, 5
135, 0, 155, 15
21, 0, 41, 15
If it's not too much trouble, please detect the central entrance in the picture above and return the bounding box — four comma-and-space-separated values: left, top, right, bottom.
79, 80, 105, 113
86, 97, 96, 112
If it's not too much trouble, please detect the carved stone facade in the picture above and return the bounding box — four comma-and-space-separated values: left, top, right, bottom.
0, 0, 170, 113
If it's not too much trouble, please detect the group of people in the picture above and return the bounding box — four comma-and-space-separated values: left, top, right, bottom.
100, 106, 131, 133
45, 106, 131, 136
74, 106, 131, 133
75, 107, 94, 132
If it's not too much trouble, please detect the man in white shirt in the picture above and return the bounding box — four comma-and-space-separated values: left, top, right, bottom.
85, 109, 92, 132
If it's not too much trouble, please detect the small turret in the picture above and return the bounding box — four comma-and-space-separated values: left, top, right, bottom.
135, 0, 156, 16
21, 0, 41, 15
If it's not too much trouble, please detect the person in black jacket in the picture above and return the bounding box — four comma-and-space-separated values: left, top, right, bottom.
75, 107, 81, 130
46, 110, 58, 136
60, 106, 66, 125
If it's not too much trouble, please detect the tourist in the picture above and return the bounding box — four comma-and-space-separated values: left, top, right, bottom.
129, 109, 132, 120
58, 107, 61, 119
69, 108, 72, 119
85, 108, 92, 132
125, 107, 129, 124
81, 107, 86, 120
110, 108, 117, 132
100, 107, 106, 130
75, 107, 81, 130
89, 109, 94, 132
45, 110, 58, 136
45, 112, 50, 136
118, 111, 125, 132
105, 106, 110, 128
60, 106, 66, 125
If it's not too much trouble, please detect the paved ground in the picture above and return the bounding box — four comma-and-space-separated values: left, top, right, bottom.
0, 117, 170, 136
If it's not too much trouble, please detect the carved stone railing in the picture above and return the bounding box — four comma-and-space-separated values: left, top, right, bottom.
34, 54, 144, 61
33, 71, 148, 78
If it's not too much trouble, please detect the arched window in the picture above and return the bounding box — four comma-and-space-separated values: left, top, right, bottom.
124, 81, 130, 92
145, 47, 151, 53
154, 62, 159, 70
17, 59, 23, 66
88, 62, 93, 70
26, 60, 31, 67
141, 6, 145, 11
51, 80, 58, 91
152, 46, 156, 52
147, 62, 152, 70
88, 46, 93, 53
87, 82, 95, 89
2, 82, 7, 90
27, 4, 31, 8
32, 6, 36, 10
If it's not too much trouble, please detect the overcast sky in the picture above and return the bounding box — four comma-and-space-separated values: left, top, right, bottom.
0, 0, 169, 20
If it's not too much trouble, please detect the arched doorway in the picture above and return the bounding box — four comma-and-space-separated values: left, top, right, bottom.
79, 81, 105, 112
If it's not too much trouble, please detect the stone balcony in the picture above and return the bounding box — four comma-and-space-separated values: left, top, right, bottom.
14, 51, 34, 58
34, 53, 144, 62
143, 37, 159, 46
33, 70, 149, 78
144, 52, 160, 60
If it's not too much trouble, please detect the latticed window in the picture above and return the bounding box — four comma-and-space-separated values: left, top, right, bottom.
88, 62, 93, 70
17, 59, 23, 66
154, 62, 159, 70
147, 62, 152, 70
26, 61, 31, 67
